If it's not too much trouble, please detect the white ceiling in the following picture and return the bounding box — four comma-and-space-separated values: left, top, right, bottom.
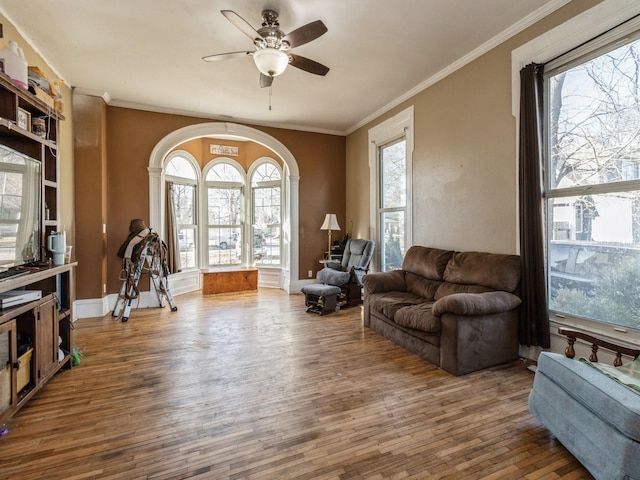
0, 0, 566, 135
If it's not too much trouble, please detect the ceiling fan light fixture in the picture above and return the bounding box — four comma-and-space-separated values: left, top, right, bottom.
253, 47, 289, 77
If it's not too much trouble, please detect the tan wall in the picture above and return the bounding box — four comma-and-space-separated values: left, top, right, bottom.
172, 138, 280, 172
72, 94, 107, 299
87, 106, 344, 296
346, 0, 602, 256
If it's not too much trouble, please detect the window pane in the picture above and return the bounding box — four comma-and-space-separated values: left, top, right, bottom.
253, 186, 281, 265
171, 183, 196, 269
208, 187, 241, 225
253, 187, 280, 225
380, 211, 405, 272
208, 227, 241, 266
258, 227, 280, 265
252, 163, 280, 183
548, 192, 640, 329
548, 39, 640, 190
381, 140, 406, 209
206, 163, 243, 182
166, 156, 197, 179
172, 184, 195, 225
178, 227, 196, 269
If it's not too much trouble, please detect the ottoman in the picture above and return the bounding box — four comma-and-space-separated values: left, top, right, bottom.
529, 352, 640, 479
301, 284, 341, 315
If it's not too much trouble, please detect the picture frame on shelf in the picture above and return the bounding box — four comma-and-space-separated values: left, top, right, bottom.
17, 107, 30, 131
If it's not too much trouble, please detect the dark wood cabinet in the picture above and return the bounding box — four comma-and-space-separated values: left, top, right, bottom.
0, 264, 75, 425
0, 320, 17, 421
35, 296, 58, 381
0, 68, 75, 427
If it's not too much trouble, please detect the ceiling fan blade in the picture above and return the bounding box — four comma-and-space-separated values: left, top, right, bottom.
289, 54, 330, 76
221, 10, 261, 43
202, 51, 252, 62
260, 73, 274, 89
283, 20, 327, 48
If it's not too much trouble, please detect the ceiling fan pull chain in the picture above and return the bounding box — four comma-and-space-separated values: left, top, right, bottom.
269, 84, 272, 111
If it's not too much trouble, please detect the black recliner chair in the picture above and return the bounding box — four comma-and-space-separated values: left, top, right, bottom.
316, 238, 375, 307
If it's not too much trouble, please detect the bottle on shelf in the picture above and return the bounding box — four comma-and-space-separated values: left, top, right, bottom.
0, 41, 28, 89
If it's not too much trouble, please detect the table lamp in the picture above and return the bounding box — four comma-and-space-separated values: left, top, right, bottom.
320, 213, 341, 260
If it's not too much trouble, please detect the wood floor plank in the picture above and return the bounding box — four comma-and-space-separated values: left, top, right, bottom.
0, 289, 593, 479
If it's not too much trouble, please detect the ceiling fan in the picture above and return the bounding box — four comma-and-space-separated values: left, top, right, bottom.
202, 9, 329, 88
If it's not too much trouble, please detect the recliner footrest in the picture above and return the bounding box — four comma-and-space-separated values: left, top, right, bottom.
301, 284, 341, 315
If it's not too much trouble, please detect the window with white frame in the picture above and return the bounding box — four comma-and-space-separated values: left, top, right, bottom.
378, 138, 407, 271
369, 106, 414, 272
165, 153, 198, 269
544, 26, 640, 332
204, 161, 244, 267
250, 160, 282, 266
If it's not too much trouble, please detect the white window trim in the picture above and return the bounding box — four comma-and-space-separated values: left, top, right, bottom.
511, 0, 640, 350
165, 150, 200, 273
202, 157, 246, 268
165, 150, 200, 181
368, 106, 414, 272
248, 157, 283, 267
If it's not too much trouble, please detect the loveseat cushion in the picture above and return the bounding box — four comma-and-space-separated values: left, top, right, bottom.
405, 273, 443, 301
536, 352, 640, 441
402, 246, 454, 281
442, 251, 521, 293
363, 270, 406, 294
394, 302, 440, 333
433, 291, 522, 316
434, 282, 493, 300
367, 291, 425, 319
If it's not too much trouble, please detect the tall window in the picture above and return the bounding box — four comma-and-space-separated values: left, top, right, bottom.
378, 139, 407, 271
250, 161, 282, 265
369, 106, 414, 272
165, 153, 198, 269
544, 29, 640, 332
204, 161, 243, 267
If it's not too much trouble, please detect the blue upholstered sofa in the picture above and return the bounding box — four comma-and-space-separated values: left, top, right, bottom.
529, 332, 640, 480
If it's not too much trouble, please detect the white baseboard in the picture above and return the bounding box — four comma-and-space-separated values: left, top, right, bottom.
74, 269, 310, 319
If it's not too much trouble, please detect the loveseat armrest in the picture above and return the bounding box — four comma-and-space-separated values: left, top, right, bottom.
363, 270, 406, 294
433, 291, 521, 317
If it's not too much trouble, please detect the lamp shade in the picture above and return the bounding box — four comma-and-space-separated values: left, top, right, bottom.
320, 214, 341, 231
253, 48, 289, 77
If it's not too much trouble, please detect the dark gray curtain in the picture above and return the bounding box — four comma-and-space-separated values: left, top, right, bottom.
165, 181, 181, 274
518, 63, 550, 348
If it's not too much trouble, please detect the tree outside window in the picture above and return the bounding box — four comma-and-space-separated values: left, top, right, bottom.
379, 138, 406, 271
251, 162, 282, 266
166, 154, 197, 269
205, 162, 243, 267
546, 35, 640, 330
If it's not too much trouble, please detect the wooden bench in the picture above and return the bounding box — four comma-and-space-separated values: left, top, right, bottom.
201, 268, 258, 295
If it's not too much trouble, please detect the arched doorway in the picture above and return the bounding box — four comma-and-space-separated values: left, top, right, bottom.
148, 122, 300, 293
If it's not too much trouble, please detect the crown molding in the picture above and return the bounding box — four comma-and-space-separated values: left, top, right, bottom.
345, 0, 571, 135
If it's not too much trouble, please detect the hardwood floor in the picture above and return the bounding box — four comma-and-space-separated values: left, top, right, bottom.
0, 289, 592, 480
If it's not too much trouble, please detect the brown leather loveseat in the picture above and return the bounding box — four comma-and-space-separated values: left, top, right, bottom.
363, 246, 521, 375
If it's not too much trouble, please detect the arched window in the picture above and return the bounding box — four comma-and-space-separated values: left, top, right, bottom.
150, 122, 301, 293
165, 151, 199, 269
203, 159, 245, 267
250, 159, 282, 266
